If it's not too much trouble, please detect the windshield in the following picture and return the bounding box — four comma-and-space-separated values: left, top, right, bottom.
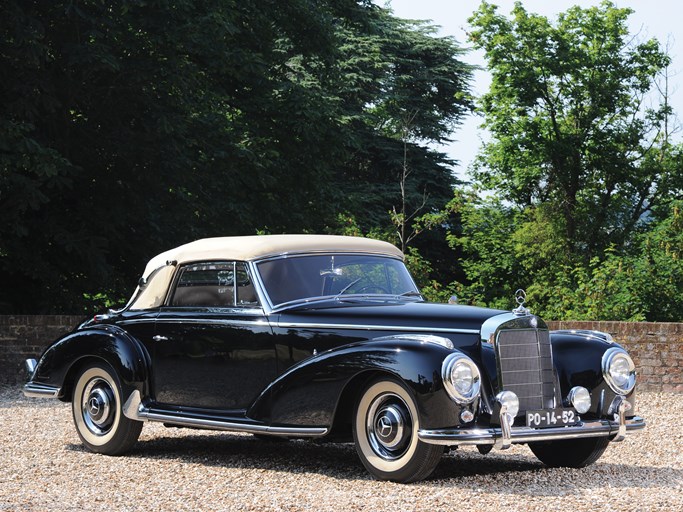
256, 254, 419, 307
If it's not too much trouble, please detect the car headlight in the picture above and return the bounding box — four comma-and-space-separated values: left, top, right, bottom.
568, 386, 591, 414
442, 352, 481, 404
601, 347, 636, 395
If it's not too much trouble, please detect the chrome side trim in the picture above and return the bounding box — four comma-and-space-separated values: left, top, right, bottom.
23, 382, 61, 399
372, 334, 455, 350
123, 391, 327, 437
119, 317, 269, 328
418, 416, 646, 446
156, 317, 270, 327
277, 322, 479, 335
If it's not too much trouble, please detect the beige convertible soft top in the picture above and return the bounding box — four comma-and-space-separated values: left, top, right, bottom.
130, 235, 403, 309
143, 234, 403, 275
129, 235, 404, 310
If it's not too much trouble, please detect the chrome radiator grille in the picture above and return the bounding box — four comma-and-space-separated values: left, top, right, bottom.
495, 329, 555, 412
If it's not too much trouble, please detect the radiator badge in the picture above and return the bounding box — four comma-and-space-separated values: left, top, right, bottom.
512, 289, 530, 316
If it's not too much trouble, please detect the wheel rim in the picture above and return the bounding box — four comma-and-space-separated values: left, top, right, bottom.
366, 392, 413, 461
81, 377, 116, 436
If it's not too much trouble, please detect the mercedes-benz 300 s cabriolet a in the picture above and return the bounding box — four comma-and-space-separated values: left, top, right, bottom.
24, 235, 645, 482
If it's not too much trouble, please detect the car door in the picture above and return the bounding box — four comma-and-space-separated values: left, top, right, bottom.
151, 261, 277, 411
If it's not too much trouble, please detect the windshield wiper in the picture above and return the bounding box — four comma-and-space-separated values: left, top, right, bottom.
399, 290, 424, 298
334, 278, 363, 299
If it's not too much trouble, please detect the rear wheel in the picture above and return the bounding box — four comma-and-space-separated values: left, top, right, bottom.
72, 362, 142, 455
529, 437, 610, 468
352, 378, 443, 483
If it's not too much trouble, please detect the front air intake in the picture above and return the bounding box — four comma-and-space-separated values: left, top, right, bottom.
495, 329, 555, 412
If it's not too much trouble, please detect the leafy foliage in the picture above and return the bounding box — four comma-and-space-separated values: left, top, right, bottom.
468, 2, 677, 254
0, 0, 472, 313
452, 1, 683, 321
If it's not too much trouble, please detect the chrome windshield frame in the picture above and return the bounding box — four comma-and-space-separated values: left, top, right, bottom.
248, 252, 419, 315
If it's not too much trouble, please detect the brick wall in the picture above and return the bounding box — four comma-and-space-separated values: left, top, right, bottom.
547, 321, 683, 393
1, 316, 681, 392
0, 315, 83, 385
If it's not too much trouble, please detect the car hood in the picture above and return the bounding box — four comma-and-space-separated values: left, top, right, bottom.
275, 300, 508, 335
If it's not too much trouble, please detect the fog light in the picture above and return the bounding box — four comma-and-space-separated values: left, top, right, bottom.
568, 386, 591, 414
460, 409, 474, 423
495, 390, 519, 418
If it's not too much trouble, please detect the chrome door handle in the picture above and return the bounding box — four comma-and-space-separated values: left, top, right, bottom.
152, 335, 168, 341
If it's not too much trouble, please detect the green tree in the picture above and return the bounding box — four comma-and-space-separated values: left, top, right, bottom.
452, 1, 683, 319
0, 1, 473, 313
631, 201, 683, 321
468, 1, 677, 258
0, 0, 365, 312
330, 9, 473, 229
327, 10, 474, 294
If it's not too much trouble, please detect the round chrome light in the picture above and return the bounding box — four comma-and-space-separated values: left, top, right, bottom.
568, 386, 591, 414
460, 409, 474, 423
441, 353, 481, 405
601, 347, 636, 395
495, 390, 519, 418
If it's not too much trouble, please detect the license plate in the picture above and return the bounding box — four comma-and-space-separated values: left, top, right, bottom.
526, 408, 578, 428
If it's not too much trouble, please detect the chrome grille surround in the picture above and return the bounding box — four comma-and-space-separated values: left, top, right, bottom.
495, 328, 555, 412
480, 313, 557, 414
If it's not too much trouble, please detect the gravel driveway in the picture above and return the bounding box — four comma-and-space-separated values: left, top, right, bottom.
1, 387, 681, 511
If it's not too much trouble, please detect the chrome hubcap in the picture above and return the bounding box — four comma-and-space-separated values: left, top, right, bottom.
367, 393, 412, 460
374, 405, 404, 449
82, 378, 115, 435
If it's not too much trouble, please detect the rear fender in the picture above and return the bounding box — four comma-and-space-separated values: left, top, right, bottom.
248, 338, 463, 430
28, 325, 149, 401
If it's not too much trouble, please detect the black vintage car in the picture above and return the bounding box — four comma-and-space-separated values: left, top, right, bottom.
24, 235, 645, 482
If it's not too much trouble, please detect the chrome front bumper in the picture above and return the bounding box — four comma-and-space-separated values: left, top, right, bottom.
419, 400, 646, 448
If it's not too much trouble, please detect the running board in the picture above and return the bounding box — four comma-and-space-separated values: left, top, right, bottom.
122, 390, 328, 437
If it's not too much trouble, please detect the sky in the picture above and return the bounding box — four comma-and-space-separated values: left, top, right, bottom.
383, 0, 683, 177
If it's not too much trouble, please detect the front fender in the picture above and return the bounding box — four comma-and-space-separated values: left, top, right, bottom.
550, 331, 636, 417
248, 339, 462, 430
27, 324, 150, 401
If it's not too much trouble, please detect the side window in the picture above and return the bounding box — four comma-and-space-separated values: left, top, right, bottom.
236, 265, 259, 306
170, 262, 259, 308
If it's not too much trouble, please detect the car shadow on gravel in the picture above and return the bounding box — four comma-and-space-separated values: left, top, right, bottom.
65, 432, 682, 489
430, 450, 683, 493
68, 433, 369, 480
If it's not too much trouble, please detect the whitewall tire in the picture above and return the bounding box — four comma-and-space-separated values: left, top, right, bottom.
72, 362, 142, 455
352, 378, 443, 482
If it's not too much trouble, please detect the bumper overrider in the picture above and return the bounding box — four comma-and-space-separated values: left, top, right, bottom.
418, 396, 646, 449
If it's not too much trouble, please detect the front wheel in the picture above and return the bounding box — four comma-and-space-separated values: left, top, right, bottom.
529, 437, 610, 468
72, 362, 142, 455
352, 378, 443, 483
